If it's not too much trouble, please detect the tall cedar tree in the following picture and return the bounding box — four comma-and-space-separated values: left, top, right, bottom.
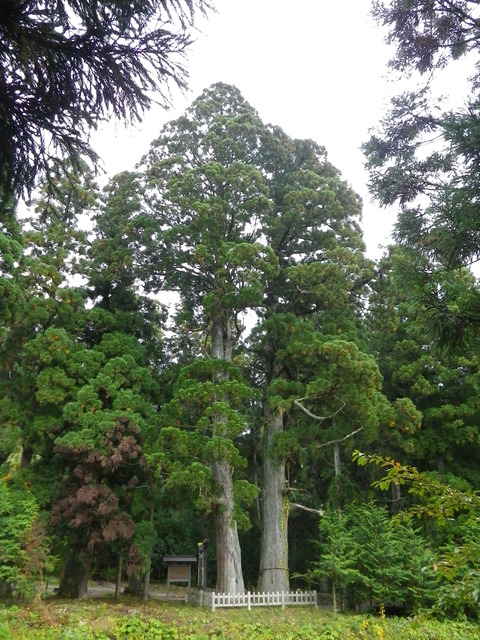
85, 171, 166, 596
139, 83, 277, 593
136, 84, 391, 592
0, 165, 98, 595
252, 127, 388, 591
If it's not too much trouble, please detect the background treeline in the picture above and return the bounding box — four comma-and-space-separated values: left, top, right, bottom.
1, 79, 479, 619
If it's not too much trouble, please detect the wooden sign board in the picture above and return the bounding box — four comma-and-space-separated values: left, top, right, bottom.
168, 564, 190, 582
164, 555, 197, 600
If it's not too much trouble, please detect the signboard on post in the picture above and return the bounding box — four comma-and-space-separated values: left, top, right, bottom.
164, 555, 197, 602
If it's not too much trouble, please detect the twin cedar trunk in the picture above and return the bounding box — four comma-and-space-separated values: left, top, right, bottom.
258, 406, 289, 593
211, 319, 245, 594
212, 459, 245, 594
211, 315, 289, 594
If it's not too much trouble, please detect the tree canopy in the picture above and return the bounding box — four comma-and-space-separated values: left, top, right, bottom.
0, 0, 211, 201
372, 0, 480, 73
365, 0, 480, 353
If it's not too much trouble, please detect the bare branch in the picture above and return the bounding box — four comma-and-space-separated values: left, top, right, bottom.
293, 397, 345, 422
315, 426, 363, 451
289, 502, 324, 517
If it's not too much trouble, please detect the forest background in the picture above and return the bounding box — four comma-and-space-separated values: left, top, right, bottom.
0, 0, 479, 623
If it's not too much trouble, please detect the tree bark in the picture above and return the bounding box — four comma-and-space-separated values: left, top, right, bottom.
142, 505, 154, 602
57, 548, 91, 598
391, 481, 402, 514
257, 405, 289, 593
212, 459, 245, 594
334, 442, 342, 521
142, 564, 151, 602
126, 567, 143, 596
333, 442, 341, 477
210, 317, 245, 594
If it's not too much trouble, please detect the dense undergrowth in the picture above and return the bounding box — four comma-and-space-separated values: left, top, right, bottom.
0, 596, 478, 640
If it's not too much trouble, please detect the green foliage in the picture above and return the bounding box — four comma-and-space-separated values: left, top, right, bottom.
0, 479, 37, 584
354, 452, 480, 618
1, 601, 480, 640
304, 501, 434, 612
156, 357, 257, 526
131, 519, 158, 573
2, 79, 479, 615
364, 249, 480, 487
0, 477, 52, 599
365, 2, 480, 354
354, 452, 480, 520
0, 0, 212, 200
372, 0, 480, 73
0, 216, 23, 335
115, 616, 179, 639
233, 480, 259, 532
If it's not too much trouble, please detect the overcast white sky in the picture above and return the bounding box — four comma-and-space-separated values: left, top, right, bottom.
92, 0, 472, 259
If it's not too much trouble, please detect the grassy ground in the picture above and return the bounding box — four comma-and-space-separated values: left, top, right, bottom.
0, 586, 478, 639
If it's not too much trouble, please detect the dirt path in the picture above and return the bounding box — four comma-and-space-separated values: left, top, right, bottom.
45, 581, 189, 601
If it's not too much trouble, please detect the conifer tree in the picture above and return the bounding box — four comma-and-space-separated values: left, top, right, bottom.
139, 83, 277, 593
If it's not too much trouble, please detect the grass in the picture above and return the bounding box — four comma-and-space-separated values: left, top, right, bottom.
0, 588, 478, 639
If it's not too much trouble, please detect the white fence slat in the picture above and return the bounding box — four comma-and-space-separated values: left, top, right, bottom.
210, 589, 317, 610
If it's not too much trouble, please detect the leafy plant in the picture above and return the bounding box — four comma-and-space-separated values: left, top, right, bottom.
304, 501, 434, 613
115, 616, 179, 640
354, 451, 480, 618
0, 477, 51, 600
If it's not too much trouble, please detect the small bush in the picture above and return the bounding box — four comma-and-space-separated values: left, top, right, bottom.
115, 615, 179, 640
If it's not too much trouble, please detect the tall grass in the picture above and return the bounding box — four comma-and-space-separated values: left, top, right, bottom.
0, 594, 478, 639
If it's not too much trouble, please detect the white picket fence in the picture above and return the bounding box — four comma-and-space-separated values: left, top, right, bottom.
207, 589, 317, 611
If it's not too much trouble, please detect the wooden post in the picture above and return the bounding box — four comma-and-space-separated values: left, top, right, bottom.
197, 539, 208, 590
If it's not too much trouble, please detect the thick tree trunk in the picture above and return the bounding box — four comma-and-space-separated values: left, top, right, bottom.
210, 317, 245, 594
258, 405, 289, 593
126, 568, 143, 596
142, 565, 151, 602
212, 459, 245, 594
57, 548, 91, 598
211, 320, 231, 360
